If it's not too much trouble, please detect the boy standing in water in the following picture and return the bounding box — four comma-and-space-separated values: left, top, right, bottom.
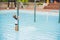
13, 15, 19, 31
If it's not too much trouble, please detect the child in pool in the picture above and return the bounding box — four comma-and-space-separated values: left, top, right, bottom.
13, 15, 19, 31
13, 15, 17, 20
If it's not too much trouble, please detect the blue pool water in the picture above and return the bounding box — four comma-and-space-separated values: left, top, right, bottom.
0, 10, 60, 40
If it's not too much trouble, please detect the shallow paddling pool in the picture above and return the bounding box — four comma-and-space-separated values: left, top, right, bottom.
0, 10, 60, 40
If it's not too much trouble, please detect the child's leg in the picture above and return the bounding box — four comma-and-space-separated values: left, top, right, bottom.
8, 1, 9, 7
15, 24, 19, 31
14, 2, 16, 7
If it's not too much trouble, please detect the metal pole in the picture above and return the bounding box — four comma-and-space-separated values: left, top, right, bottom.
59, 4, 60, 23
34, 0, 36, 22
17, 2, 19, 31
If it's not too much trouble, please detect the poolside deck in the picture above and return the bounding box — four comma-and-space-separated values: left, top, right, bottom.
0, 2, 58, 12
44, 3, 60, 10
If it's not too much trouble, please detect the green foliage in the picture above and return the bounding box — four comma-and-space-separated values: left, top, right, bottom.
1, 0, 7, 2
1, 0, 28, 3
37, 2, 43, 5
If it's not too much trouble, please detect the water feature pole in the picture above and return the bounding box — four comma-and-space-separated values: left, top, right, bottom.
34, 0, 36, 22
17, 2, 19, 31
59, 4, 60, 23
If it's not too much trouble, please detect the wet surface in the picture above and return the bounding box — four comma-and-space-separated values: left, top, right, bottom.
0, 10, 60, 40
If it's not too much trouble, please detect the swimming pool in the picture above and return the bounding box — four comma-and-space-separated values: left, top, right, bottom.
0, 10, 60, 40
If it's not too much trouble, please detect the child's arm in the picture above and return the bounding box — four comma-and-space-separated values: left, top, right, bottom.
13, 15, 17, 20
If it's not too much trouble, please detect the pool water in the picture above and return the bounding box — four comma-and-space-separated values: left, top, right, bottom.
0, 10, 60, 40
